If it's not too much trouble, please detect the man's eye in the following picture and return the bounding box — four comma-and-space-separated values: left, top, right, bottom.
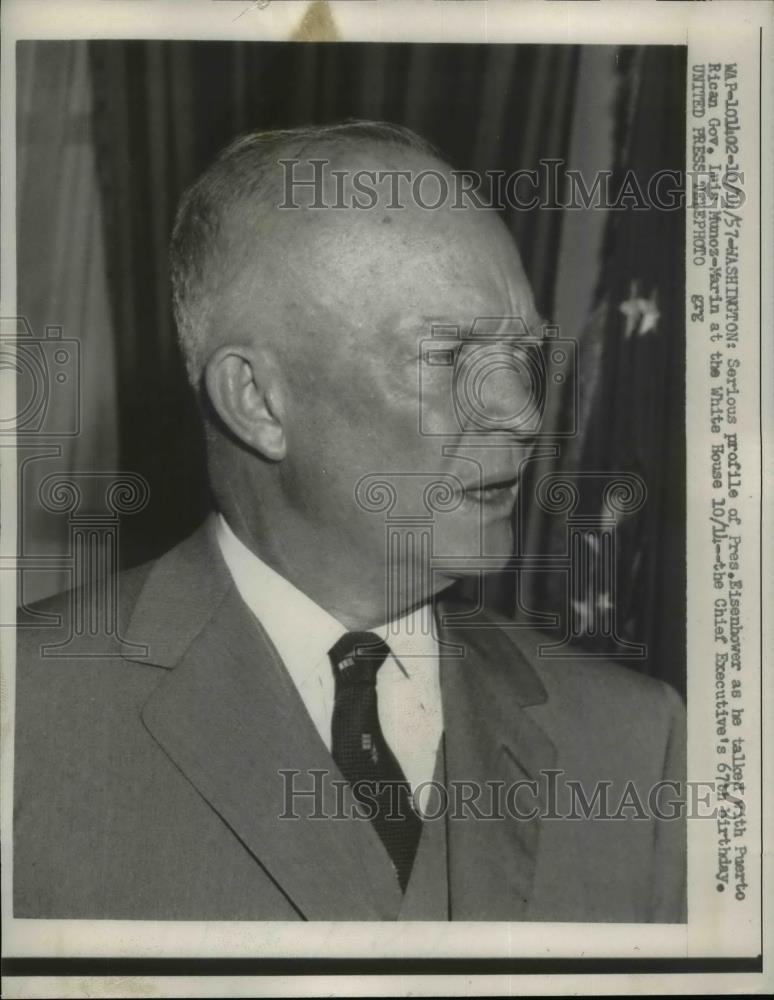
421, 347, 458, 367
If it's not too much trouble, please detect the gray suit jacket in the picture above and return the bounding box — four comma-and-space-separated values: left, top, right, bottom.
14, 517, 686, 921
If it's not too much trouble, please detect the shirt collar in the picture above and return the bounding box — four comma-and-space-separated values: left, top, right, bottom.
215, 514, 345, 687
215, 513, 438, 680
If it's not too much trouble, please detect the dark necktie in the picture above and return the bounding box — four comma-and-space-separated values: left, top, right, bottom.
329, 631, 423, 891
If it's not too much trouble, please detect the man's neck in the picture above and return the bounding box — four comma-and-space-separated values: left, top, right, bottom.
216, 510, 437, 632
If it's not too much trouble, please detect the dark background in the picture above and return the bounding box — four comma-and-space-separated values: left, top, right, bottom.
17, 39, 687, 695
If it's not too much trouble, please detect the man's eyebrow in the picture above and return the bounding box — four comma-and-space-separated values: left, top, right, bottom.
390, 316, 468, 335
418, 317, 471, 330
422, 315, 548, 334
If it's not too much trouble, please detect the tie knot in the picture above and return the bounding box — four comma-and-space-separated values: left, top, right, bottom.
329, 631, 391, 685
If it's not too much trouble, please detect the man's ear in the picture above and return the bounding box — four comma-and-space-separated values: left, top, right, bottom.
203, 344, 287, 461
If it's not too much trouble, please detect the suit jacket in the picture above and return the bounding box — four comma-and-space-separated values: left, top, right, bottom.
14, 517, 686, 921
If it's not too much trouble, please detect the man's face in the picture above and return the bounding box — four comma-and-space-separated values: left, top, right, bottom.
258, 173, 541, 618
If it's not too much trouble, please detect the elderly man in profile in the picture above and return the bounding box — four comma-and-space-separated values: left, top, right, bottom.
14, 121, 686, 922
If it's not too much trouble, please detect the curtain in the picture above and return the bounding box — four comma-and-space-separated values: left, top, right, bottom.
15, 41, 118, 603
585, 46, 687, 693
519, 46, 687, 694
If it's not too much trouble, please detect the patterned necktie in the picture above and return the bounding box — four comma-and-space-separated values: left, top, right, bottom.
329, 631, 423, 891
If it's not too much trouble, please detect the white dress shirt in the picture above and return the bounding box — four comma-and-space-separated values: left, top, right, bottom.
215, 515, 443, 812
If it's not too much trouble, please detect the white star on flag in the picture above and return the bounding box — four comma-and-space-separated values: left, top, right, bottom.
619, 281, 661, 338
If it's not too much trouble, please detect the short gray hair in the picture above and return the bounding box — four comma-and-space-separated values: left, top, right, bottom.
169, 120, 440, 385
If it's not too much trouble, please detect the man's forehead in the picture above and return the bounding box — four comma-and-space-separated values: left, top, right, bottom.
221, 148, 537, 347
377, 309, 539, 345
264, 141, 505, 246
226, 136, 513, 262
275, 198, 518, 287
248, 203, 508, 300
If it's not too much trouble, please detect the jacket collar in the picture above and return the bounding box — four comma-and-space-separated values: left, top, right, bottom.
435, 595, 555, 919
122, 516, 550, 707
124, 518, 554, 919
121, 515, 231, 668
125, 517, 402, 918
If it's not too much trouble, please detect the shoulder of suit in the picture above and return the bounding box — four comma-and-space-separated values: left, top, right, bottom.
16, 555, 156, 676
18, 557, 151, 631
491, 614, 685, 719
15, 517, 220, 691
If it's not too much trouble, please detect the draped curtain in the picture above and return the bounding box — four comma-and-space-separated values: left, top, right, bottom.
584, 47, 686, 693
517, 47, 686, 695
15, 41, 118, 602
17, 38, 685, 693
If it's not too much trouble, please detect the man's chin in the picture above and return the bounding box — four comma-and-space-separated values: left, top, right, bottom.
432, 545, 514, 583
436, 561, 512, 584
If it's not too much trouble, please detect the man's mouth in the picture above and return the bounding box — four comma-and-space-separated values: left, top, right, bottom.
460, 475, 520, 508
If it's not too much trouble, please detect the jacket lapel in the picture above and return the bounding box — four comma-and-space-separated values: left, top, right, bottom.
437, 596, 557, 920
123, 521, 557, 920
123, 519, 403, 920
